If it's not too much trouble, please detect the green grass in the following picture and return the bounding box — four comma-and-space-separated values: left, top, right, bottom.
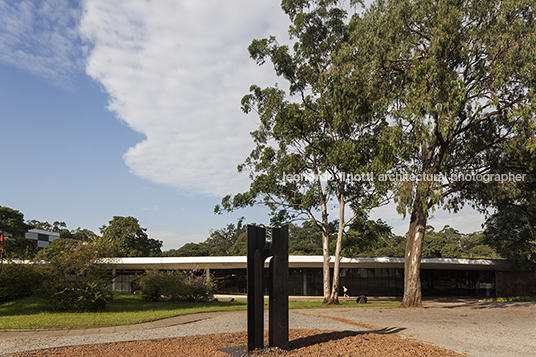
0, 293, 398, 330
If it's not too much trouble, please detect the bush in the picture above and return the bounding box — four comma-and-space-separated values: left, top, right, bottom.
0, 261, 43, 303
40, 241, 115, 312
137, 268, 214, 302
135, 270, 170, 302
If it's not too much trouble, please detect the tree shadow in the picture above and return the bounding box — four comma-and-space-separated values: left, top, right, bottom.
439, 301, 536, 309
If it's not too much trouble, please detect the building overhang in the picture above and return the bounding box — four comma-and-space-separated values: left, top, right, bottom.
107, 256, 509, 272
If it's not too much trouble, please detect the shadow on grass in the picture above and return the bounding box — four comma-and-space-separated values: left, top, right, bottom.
0, 295, 53, 316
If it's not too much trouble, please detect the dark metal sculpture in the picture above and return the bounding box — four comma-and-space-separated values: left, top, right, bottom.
247, 225, 289, 351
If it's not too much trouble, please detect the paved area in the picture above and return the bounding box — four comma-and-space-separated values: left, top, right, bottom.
1, 300, 535, 356
296, 300, 536, 357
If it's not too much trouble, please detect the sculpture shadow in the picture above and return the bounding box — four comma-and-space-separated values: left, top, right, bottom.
290, 327, 406, 350
218, 327, 406, 355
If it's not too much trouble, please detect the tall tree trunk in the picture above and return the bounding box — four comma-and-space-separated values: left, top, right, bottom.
316, 172, 331, 302
402, 192, 427, 308
322, 230, 331, 302
321, 201, 331, 302
327, 195, 345, 304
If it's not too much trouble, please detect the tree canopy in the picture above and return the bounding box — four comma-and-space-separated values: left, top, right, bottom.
350, 0, 536, 306
217, 0, 396, 303
98, 216, 162, 257
0, 206, 31, 238
1, 206, 35, 258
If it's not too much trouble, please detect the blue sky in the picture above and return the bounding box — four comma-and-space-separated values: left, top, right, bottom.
0, 0, 488, 250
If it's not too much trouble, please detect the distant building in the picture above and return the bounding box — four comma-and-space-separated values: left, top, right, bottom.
25, 229, 60, 249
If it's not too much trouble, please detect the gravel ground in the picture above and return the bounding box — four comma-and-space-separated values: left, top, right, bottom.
3, 330, 464, 357
1, 301, 535, 356
296, 300, 536, 357
0, 311, 364, 356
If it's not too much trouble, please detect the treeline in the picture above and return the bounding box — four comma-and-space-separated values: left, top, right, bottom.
0, 206, 162, 259
162, 217, 499, 260
0, 205, 506, 262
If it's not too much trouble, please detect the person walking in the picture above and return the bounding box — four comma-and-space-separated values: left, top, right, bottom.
343, 286, 349, 298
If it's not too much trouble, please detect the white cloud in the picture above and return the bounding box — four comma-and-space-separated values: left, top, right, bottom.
79, 0, 290, 197
148, 230, 207, 251
0, 0, 82, 86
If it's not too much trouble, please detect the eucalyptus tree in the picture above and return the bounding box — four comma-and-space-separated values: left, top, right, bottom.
351, 0, 536, 306
217, 0, 394, 303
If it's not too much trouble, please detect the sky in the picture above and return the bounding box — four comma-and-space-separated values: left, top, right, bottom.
0, 0, 490, 251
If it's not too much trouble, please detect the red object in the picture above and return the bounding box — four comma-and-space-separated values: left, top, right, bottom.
0, 231, 4, 252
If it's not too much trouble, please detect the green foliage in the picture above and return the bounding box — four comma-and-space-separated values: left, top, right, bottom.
204, 218, 247, 256
162, 242, 211, 257
289, 221, 323, 255
420, 225, 498, 259
440, 243, 464, 258
36, 238, 83, 260
135, 268, 214, 302
26, 220, 67, 232
98, 216, 162, 257
484, 208, 536, 270
468, 245, 499, 259
474, 132, 536, 269
26, 220, 98, 241
162, 218, 246, 257
0, 261, 43, 303
353, 0, 536, 305
134, 270, 169, 302
422, 235, 446, 258
0, 206, 32, 238
341, 216, 401, 257
220, 0, 397, 303
40, 241, 115, 312
2, 236, 37, 259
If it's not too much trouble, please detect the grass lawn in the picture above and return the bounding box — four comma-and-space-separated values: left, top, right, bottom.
0, 293, 398, 330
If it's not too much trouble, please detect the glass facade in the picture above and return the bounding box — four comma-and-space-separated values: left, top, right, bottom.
211, 267, 496, 297
112, 269, 141, 293
113, 266, 497, 297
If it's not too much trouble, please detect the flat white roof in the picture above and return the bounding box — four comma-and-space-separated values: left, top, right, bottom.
107, 256, 509, 271
26, 229, 61, 236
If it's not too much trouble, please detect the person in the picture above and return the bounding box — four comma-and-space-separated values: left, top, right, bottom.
343, 285, 349, 298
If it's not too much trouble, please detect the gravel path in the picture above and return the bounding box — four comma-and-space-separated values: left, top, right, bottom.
1, 301, 535, 356
296, 301, 536, 357
0, 311, 362, 356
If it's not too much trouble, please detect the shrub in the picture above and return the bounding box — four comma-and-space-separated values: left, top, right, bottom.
135, 270, 169, 302
0, 261, 43, 303
183, 268, 215, 301
40, 241, 115, 312
137, 267, 214, 302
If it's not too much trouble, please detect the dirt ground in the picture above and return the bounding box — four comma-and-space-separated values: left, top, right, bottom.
5, 329, 465, 357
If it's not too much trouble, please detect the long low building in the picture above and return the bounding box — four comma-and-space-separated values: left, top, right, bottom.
109, 256, 513, 298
